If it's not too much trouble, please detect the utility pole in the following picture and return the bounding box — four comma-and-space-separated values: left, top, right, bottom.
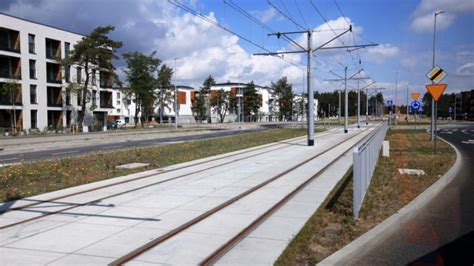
338, 90, 341, 125
327, 68, 365, 133
366, 88, 369, 125
174, 57, 179, 130
431, 10, 444, 141
255, 26, 376, 145
357, 80, 360, 128
344, 67, 348, 133
406, 86, 409, 122
307, 30, 315, 144
394, 71, 398, 127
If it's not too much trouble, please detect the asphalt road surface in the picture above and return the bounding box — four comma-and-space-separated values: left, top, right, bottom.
0, 128, 268, 164
343, 124, 474, 265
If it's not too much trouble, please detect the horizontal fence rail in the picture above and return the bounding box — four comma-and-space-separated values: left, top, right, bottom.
353, 122, 389, 218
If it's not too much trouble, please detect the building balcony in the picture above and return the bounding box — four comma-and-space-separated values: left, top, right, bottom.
46, 62, 62, 84
0, 55, 21, 79
0, 28, 20, 54
99, 71, 113, 88
47, 86, 63, 107
45, 38, 61, 60
100, 91, 113, 108
0, 82, 22, 106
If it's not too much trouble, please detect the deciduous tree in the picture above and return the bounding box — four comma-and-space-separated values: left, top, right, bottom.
61, 26, 122, 131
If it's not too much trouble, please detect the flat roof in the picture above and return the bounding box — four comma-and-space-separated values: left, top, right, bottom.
0, 12, 86, 37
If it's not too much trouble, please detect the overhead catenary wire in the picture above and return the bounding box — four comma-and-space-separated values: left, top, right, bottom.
168, 0, 305, 70
333, 0, 362, 68
309, 0, 359, 70
294, 0, 309, 28
267, 0, 305, 30
224, 0, 306, 52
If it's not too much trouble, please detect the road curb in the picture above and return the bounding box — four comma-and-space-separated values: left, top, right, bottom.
319, 136, 463, 265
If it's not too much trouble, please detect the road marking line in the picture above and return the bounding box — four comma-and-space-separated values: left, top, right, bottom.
52, 150, 78, 155
0, 157, 18, 162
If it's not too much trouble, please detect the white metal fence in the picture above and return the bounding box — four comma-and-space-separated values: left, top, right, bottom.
353, 123, 389, 218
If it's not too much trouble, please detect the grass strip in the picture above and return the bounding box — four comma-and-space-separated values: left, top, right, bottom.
0, 128, 306, 202
276, 129, 455, 265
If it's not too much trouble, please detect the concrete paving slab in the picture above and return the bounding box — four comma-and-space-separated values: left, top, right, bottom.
137, 209, 205, 230
6, 222, 126, 253
131, 231, 229, 264
116, 162, 150, 169
0, 125, 376, 264
48, 253, 114, 265
215, 237, 288, 265
0, 247, 66, 265
75, 227, 169, 259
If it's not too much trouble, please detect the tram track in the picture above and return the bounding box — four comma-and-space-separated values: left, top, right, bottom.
0, 132, 327, 230
109, 126, 375, 265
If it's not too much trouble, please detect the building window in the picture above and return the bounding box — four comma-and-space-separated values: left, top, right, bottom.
117, 92, 121, 105
76, 67, 81, 83
65, 42, 70, 57
77, 91, 83, 106
116, 108, 121, 113
65, 65, 70, 83
66, 88, 71, 106
28, 34, 35, 54
92, 69, 96, 85
30, 85, 37, 104
66, 110, 71, 126
29, 59, 36, 79
31, 110, 37, 129
92, 90, 97, 106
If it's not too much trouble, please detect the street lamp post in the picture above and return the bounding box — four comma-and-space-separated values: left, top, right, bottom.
431, 10, 445, 141
174, 58, 179, 130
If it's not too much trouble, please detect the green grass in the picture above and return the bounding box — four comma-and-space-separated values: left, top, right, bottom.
276, 129, 455, 265
0, 128, 307, 202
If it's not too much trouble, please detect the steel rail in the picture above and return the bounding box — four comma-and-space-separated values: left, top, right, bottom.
109, 128, 370, 265
0, 135, 309, 230
201, 124, 383, 265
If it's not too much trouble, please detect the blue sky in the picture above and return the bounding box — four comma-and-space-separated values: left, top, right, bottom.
1, 0, 473, 103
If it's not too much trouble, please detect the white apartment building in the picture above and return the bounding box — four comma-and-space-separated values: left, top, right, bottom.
209, 82, 275, 123
0, 13, 117, 132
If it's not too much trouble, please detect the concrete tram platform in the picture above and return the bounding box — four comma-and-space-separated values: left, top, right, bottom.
0, 124, 376, 265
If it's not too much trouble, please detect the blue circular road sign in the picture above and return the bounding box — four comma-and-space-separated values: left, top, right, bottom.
411, 101, 420, 109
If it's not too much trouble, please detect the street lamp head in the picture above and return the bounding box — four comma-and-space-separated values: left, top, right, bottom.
435, 10, 445, 16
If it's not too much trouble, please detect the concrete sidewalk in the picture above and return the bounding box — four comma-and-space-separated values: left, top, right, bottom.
0, 125, 375, 265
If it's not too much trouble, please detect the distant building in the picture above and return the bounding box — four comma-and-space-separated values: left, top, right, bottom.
209, 82, 275, 122
0, 13, 117, 132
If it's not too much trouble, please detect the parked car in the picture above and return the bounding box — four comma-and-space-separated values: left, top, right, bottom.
107, 120, 117, 130
115, 120, 125, 127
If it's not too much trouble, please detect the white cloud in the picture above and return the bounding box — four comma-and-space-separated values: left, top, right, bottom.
410, 0, 474, 32
251, 7, 278, 23
456, 62, 474, 76
363, 44, 399, 64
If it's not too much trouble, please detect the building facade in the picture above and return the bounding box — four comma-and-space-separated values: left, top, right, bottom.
209, 82, 275, 123
0, 13, 116, 132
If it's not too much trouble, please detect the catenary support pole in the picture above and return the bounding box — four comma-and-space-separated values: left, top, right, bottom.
344, 66, 348, 133
307, 29, 315, 145
365, 88, 369, 125
357, 80, 360, 128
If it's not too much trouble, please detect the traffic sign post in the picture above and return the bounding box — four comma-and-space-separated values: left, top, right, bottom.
425, 83, 448, 154
411, 92, 421, 101
387, 100, 393, 128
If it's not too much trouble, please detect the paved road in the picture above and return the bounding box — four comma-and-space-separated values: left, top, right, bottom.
0, 128, 270, 164
340, 124, 474, 265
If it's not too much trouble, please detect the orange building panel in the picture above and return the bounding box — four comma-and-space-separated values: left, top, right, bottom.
178, 91, 186, 104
